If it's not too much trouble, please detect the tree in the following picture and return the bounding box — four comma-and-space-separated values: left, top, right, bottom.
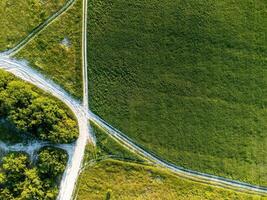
8, 96, 78, 143
0, 173, 5, 185
4, 80, 38, 110
1, 153, 29, 197
2, 153, 29, 177
37, 147, 68, 178
18, 168, 45, 200
0, 70, 14, 92
0, 188, 14, 200
0, 151, 62, 200
47, 118, 78, 143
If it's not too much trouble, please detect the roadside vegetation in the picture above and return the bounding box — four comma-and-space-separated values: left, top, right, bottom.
87, 0, 267, 186
86, 121, 144, 163
76, 126, 266, 200
0, 0, 67, 51
15, 0, 83, 99
0, 70, 78, 143
0, 147, 68, 199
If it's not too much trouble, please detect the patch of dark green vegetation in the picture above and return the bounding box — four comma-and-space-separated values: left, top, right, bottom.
85, 121, 144, 163
0, 147, 68, 199
0, 0, 67, 51
0, 70, 78, 143
88, 0, 267, 186
16, 0, 83, 99
0, 120, 26, 144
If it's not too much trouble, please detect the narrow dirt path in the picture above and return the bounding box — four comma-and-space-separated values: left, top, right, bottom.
0, 58, 94, 200
0, 0, 266, 197
0, 0, 76, 57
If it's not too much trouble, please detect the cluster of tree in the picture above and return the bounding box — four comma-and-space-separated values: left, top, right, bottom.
0, 70, 78, 143
0, 147, 68, 200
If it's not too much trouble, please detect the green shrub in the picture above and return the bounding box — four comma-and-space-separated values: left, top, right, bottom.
37, 147, 68, 179
0, 149, 67, 200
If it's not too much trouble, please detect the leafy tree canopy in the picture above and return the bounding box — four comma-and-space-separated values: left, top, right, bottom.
0, 70, 78, 143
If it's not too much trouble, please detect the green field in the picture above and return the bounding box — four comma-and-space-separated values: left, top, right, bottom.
76, 159, 266, 200
0, 0, 66, 51
87, 0, 267, 186
15, 0, 83, 99
77, 125, 266, 200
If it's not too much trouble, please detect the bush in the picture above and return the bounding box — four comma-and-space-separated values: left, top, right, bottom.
37, 147, 68, 179
0, 150, 67, 200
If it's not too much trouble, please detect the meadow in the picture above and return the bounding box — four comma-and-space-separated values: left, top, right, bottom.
76, 126, 266, 200
15, 0, 83, 99
87, 0, 267, 186
77, 160, 267, 200
0, 0, 66, 51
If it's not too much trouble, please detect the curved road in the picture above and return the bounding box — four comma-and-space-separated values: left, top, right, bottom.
0, 0, 266, 198
0, 58, 93, 200
0, 57, 266, 196
89, 111, 267, 195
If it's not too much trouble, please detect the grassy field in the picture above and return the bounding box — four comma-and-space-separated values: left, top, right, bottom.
87, 0, 267, 186
77, 126, 265, 199
0, 0, 67, 51
76, 159, 266, 200
15, 0, 83, 99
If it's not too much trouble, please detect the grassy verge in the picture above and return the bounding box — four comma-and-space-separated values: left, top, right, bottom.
76, 159, 266, 200
0, 0, 67, 51
76, 125, 266, 199
15, 0, 83, 99
87, 121, 144, 163
87, 0, 267, 186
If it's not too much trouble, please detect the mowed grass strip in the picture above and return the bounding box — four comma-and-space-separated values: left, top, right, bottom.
76, 159, 266, 200
0, 0, 67, 51
15, 0, 83, 99
88, 0, 267, 186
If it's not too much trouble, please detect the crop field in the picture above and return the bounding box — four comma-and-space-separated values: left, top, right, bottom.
15, 0, 83, 99
0, 0, 66, 51
76, 126, 266, 200
87, 0, 267, 186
